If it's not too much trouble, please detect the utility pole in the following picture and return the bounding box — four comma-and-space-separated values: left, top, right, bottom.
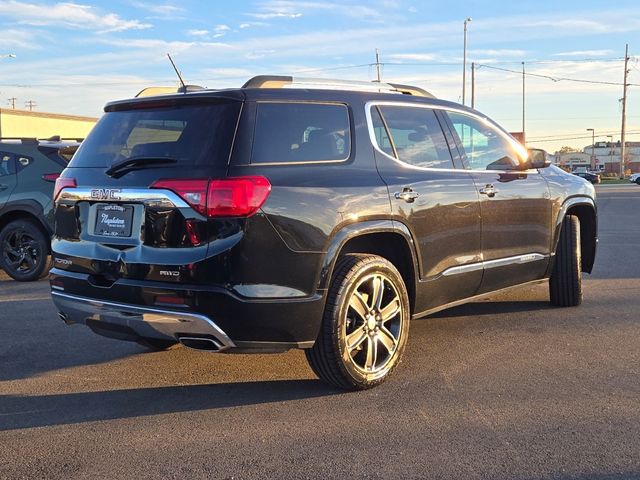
25, 100, 37, 111
587, 128, 595, 170
471, 62, 476, 108
7, 97, 16, 109
374, 48, 382, 83
522, 61, 526, 143
607, 135, 613, 171
462, 18, 471, 105
620, 44, 630, 179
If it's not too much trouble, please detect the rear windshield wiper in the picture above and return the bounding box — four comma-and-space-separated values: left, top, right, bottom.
105, 156, 178, 178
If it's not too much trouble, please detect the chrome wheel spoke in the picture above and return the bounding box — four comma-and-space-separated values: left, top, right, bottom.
371, 275, 384, 310
349, 292, 369, 321
345, 328, 367, 352
364, 336, 378, 371
380, 296, 400, 323
377, 326, 398, 354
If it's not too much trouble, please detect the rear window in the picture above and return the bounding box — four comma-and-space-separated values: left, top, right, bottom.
39, 145, 79, 167
251, 102, 350, 164
69, 102, 241, 168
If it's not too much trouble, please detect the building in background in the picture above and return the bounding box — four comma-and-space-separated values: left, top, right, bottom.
0, 108, 97, 140
555, 151, 591, 171
582, 141, 640, 174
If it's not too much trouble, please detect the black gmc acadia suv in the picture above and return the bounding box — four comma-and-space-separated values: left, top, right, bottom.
50, 76, 597, 390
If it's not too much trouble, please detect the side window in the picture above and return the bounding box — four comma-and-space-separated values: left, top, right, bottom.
371, 107, 394, 156
0, 153, 16, 177
252, 103, 350, 164
446, 111, 522, 170
377, 106, 454, 169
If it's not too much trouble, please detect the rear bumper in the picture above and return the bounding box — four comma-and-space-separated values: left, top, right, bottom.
51, 290, 235, 351
49, 268, 325, 348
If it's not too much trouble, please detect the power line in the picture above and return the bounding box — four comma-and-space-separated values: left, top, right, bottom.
528, 129, 640, 140
476, 63, 640, 87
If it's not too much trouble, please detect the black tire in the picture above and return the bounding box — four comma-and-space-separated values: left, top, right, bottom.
136, 338, 177, 351
0, 219, 51, 282
636, 178, 640, 185
306, 254, 410, 390
549, 215, 582, 307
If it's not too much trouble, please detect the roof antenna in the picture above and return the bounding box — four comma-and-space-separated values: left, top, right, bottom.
167, 53, 187, 93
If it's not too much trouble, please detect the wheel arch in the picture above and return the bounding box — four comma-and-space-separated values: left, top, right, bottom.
0, 203, 52, 252
319, 220, 418, 313
553, 197, 597, 274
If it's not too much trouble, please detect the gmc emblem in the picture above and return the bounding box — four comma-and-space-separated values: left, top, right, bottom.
91, 188, 121, 201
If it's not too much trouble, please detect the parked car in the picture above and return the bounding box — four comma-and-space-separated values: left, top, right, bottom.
629, 173, 640, 185
50, 76, 597, 390
572, 171, 601, 184
0, 137, 80, 281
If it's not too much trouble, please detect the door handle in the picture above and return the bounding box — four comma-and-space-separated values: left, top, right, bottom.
394, 188, 419, 203
0, 184, 8, 191
479, 184, 498, 198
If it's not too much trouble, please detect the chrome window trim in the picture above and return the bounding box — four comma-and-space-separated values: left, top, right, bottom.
250, 100, 352, 166
441, 253, 547, 277
56, 187, 191, 209
365, 101, 538, 175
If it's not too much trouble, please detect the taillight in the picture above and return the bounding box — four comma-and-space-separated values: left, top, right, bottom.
42, 173, 60, 183
151, 179, 208, 216
53, 177, 76, 201
151, 177, 271, 218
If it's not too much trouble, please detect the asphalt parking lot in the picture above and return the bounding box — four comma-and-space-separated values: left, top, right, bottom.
0, 184, 639, 479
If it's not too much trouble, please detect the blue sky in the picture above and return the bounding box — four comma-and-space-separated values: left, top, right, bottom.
0, 0, 638, 151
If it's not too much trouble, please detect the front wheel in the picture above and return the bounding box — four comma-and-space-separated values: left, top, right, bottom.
306, 254, 410, 390
0, 219, 51, 281
549, 215, 582, 307
636, 178, 640, 185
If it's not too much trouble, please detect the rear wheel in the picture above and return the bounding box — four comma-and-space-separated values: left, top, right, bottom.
306, 254, 410, 390
549, 215, 582, 307
636, 177, 640, 185
0, 219, 51, 281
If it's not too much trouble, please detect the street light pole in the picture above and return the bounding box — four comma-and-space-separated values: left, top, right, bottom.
462, 17, 471, 106
522, 61, 526, 142
587, 128, 595, 170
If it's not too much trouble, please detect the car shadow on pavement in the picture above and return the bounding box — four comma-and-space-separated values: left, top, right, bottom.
428, 300, 552, 319
0, 380, 340, 431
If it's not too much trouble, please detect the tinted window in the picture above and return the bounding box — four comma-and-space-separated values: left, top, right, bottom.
252, 103, 350, 164
69, 102, 241, 168
371, 107, 394, 156
0, 153, 16, 177
39, 145, 79, 167
447, 111, 523, 170
377, 106, 453, 169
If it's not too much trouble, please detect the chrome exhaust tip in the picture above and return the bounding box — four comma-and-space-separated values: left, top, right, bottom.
177, 336, 224, 352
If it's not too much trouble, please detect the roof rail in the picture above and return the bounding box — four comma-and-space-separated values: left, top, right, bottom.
242, 75, 435, 98
0, 137, 39, 144
0, 136, 83, 144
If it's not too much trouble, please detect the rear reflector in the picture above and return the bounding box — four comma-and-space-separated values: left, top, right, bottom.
53, 177, 76, 201
42, 173, 61, 183
151, 176, 271, 218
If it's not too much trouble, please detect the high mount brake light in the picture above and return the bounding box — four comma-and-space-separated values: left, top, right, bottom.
151, 177, 271, 218
53, 177, 76, 201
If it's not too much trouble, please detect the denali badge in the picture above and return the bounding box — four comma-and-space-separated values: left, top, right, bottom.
91, 188, 121, 201
54, 258, 72, 265
159, 270, 180, 277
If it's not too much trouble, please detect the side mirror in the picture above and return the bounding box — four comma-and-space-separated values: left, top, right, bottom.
524, 148, 551, 169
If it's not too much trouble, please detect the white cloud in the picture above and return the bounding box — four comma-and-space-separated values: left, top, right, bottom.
130, 1, 183, 16
248, 1, 383, 20
0, 28, 46, 49
187, 29, 210, 37
468, 49, 527, 58
0, 1, 151, 33
388, 53, 437, 62
553, 50, 615, 57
